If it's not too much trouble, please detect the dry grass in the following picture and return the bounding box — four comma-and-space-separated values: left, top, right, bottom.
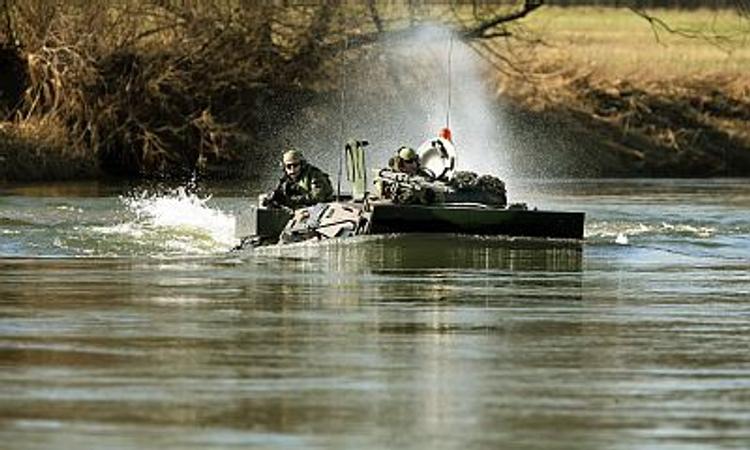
473, 7, 750, 176
3, 1, 348, 178
517, 7, 750, 81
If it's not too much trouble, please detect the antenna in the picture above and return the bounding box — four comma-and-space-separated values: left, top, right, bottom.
336, 36, 349, 201
445, 34, 454, 130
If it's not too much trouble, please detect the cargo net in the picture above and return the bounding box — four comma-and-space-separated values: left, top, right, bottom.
373, 170, 507, 207
447, 171, 507, 207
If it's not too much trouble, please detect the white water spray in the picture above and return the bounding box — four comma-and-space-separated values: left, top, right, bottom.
585, 220, 716, 244
273, 25, 513, 185
375, 25, 511, 177
93, 187, 237, 256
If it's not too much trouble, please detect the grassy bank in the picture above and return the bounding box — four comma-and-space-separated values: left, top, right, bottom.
522, 7, 749, 79
485, 7, 750, 176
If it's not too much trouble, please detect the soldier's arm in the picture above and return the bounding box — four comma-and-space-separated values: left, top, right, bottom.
265, 179, 292, 207
309, 172, 333, 202
283, 182, 309, 208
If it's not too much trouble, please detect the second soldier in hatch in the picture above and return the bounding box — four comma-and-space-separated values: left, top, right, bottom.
389, 146, 433, 179
263, 149, 334, 210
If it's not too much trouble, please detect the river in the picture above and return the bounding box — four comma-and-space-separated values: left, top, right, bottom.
1, 178, 749, 449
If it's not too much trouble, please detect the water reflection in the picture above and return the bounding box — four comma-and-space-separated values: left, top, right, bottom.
252, 234, 583, 272
0, 236, 592, 448
1, 247, 749, 449
243, 235, 584, 313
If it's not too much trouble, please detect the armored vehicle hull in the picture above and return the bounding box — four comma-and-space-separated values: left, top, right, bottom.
234, 201, 584, 248
367, 203, 584, 240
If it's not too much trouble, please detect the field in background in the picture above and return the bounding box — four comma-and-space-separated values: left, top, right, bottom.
477, 7, 750, 177
518, 7, 750, 80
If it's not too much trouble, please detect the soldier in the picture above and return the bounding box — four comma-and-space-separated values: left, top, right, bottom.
374, 146, 442, 205
391, 146, 433, 179
263, 149, 333, 209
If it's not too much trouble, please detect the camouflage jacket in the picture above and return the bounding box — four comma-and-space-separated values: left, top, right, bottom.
268, 163, 333, 209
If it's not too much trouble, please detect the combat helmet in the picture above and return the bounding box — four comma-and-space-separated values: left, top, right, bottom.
397, 146, 418, 163
282, 149, 304, 166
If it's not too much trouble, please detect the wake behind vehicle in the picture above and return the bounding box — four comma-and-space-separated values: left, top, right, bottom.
234, 131, 585, 248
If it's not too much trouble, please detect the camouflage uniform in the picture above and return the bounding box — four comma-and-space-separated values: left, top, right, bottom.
268, 162, 333, 209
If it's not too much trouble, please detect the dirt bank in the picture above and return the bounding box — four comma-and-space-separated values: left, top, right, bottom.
493, 73, 750, 177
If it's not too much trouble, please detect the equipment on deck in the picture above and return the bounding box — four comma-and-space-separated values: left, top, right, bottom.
236, 130, 584, 249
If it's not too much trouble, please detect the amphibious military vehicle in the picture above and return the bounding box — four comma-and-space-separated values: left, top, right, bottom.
234, 132, 584, 248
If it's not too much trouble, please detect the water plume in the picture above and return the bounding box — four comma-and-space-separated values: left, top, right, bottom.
271, 25, 513, 187
89, 187, 237, 256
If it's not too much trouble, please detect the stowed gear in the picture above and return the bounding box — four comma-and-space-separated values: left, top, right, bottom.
373, 169, 506, 207
373, 170, 447, 205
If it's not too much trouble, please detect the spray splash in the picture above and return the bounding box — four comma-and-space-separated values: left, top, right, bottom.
273, 25, 513, 187
586, 220, 717, 245
90, 187, 237, 256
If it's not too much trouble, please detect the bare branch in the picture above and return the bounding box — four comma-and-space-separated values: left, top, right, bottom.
461, 0, 543, 40
367, 0, 383, 33
629, 6, 739, 52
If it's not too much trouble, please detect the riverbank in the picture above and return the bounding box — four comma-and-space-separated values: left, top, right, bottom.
1, 6, 748, 181
495, 74, 750, 177
491, 7, 750, 177
0, 121, 99, 181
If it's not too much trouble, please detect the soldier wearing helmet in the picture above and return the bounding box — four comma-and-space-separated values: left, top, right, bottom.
390, 146, 433, 179
374, 145, 439, 205
263, 149, 333, 209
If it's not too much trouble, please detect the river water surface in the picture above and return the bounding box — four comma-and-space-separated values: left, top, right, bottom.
1, 179, 749, 449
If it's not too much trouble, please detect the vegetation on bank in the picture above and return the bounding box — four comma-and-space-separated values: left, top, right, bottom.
2, 1, 352, 180
491, 7, 750, 176
1, 2, 748, 181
